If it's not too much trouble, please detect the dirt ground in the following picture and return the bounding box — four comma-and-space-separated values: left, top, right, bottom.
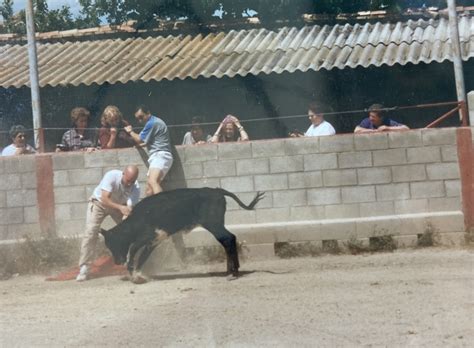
0, 248, 473, 347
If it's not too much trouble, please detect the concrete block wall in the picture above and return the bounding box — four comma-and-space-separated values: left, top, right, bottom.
0, 127, 471, 256
0, 155, 40, 241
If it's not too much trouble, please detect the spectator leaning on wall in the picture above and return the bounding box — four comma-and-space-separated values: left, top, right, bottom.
1, 125, 36, 156
289, 102, 336, 138
354, 104, 409, 133
182, 116, 212, 145
56, 107, 98, 152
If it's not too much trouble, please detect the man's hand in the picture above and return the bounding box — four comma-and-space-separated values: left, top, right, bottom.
119, 205, 132, 217
124, 125, 133, 134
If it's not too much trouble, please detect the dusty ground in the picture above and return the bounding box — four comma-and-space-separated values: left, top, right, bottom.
0, 248, 473, 347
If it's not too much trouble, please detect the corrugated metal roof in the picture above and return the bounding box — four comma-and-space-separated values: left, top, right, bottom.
0, 16, 473, 88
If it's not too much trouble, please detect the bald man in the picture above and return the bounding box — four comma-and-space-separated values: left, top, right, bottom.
77, 165, 140, 281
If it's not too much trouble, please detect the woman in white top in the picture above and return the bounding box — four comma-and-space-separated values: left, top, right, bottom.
1, 125, 36, 156
290, 102, 336, 137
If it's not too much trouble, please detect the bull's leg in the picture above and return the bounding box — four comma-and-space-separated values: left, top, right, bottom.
204, 224, 240, 278
127, 239, 150, 275
135, 242, 159, 272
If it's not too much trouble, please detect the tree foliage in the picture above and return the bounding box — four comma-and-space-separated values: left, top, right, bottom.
0, 0, 469, 34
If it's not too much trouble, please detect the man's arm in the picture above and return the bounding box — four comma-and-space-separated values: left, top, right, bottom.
378, 125, 409, 132
124, 126, 145, 146
354, 126, 376, 134
100, 190, 131, 216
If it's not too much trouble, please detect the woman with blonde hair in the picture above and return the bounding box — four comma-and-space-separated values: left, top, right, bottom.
98, 105, 134, 149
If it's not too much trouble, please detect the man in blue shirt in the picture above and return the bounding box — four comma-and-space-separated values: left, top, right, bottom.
125, 105, 173, 196
354, 104, 409, 133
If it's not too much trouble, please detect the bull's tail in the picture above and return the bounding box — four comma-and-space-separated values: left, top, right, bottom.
219, 189, 265, 210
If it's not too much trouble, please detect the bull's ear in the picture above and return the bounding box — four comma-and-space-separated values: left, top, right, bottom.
99, 228, 109, 238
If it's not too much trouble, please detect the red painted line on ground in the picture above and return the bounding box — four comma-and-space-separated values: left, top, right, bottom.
456, 128, 474, 230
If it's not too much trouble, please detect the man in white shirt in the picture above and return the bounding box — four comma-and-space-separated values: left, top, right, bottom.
76, 165, 140, 281
1, 125, 36, 156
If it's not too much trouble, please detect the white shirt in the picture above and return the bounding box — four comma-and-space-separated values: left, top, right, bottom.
92, 170, 140, 206
304, 121, 336, 137
1, 144, 36, 156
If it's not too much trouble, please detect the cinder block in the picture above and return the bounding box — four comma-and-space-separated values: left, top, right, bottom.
303, 153, 337, 171
307, 187, 341, 206
407, 146, 441, 163
357, 167, 391, 185
0, 225, 8, 241
236, 158, 269, 176
441, 145, 458, 162
220, 176, 254, 193
410, 181, 445, 199
225, 209, 256, 225
117, 148, 147, 166
20, 172, 37, 189
0, 160, 4, 174
376, 183, 410, 201
354, 133, 388, 150
25, 189, 37, 207
445, 180, 461, 197
323, 169, 357, 187
251, 140, 286, 158
182, 163, 203, 179
2, 157, 20, 173
284, 137, 320, 155
290, 205, 325, 221
55, 204, 72, 221
338, 151, 372, 169
0, 191, 5, 208
0, 174, 21, 190
320, 220, 356, 240
437, 232, 466, 246
256, 207, 290, 223
388, 130, 423, 148
428, 197, 462, 212
71, 202, 88, 219
203, 160, 236, 177
54, 186, 86, 203
217, 142, 252, 160
0, 209, 6, 225
6, 190, 27, 208
427, 212, 465, 232
393, 235, 418, 248
186, 178, 220, 189
68, 168, 103, 185
392, 164, 426, 182
19, 156, 37, 173
355, 216, 402, 238
272, 190, 306, 207
8, 223, 41, 239
325, 204, 360, 219
52, 152, 85, 170
23, 206, 38, 224
4, 207, 24, 224
341, 186, 376, 203
242, 243, 275, 259
270, 155, 303, 173
84, 151, 118, 168
422, 128, 457, 146
53, 170, 70, 187
359, 201, 394, 217
184, 144, 218, 163
426, 163, 460, 180
55, 219, 85, 238
288, 171, 323, 189
254, 174, 288, 191
394, 199, 428, 214
320, 135, 354, 153
373, 148, 407, 166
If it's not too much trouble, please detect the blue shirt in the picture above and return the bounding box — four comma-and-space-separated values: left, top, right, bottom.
139, 115, 172, 154
359, 117, 403, 130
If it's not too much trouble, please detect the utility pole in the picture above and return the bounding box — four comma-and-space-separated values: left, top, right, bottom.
25, 0, 44, 151
447, 0, 469, 125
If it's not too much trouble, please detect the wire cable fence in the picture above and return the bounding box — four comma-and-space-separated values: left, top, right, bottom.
0, 101, 468, 153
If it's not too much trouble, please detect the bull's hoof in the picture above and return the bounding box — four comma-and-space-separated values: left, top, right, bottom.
131, 275, 148, 284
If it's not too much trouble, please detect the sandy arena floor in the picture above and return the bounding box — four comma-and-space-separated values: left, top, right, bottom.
1, 248, 473, 347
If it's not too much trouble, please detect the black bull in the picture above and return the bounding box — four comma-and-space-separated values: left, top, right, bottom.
100, 188, 264, 279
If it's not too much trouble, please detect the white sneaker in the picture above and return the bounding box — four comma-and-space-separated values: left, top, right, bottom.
76, 265, 89, 282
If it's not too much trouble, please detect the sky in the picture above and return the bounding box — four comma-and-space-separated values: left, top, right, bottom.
13, 1, 82, 15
